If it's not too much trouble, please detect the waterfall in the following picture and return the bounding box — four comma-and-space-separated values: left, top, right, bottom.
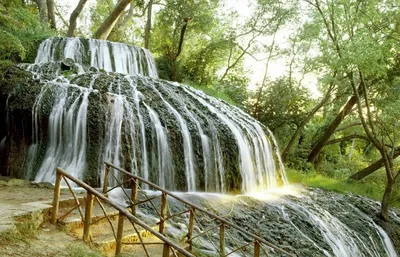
108, 186, 398, 257
147, 81, 197, 191
0, 137, 5, 153
35, 37, 158, 78
102, 93, 125, 182
14, 37, 285, 192
276, 191, 398, 257
145, 104, 174, 189
34, 77, 96, 182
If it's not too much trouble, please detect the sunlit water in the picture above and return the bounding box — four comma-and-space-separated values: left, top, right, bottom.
108, 186, 397, 257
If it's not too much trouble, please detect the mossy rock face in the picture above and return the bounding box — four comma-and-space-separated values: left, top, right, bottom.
1, 47, 281, 193
0, 66, 40, 177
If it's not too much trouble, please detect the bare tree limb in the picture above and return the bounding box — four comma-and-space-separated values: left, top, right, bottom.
67, 0, 88, 37
326, 134, 370, 145
334, 122, 362, 133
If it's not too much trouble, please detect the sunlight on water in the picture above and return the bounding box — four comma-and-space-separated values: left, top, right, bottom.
245, 185, 301, 201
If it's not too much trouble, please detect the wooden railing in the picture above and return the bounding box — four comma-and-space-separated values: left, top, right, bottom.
51, 167, 195, 257
102, 161, 296, 257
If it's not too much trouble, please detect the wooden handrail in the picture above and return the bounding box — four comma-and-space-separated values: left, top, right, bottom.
53, 167, 195, 257
104, 161, 295, 257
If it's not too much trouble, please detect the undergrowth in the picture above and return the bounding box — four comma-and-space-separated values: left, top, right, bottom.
286, 168, 400, 209
67, 245, 102, 257
186, 82, 237, 106
0, 2, 54, 63
0, 219, 37, 244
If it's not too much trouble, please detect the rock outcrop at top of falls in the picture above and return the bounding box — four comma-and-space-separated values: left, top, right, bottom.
0, 37, 286, 192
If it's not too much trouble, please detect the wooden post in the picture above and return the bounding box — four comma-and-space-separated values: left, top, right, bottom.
162, 243, 170, 257
103, 164, 110, 194
131, 178, 138, 215
159, 192, 168, 234
115, 211, 125, 256
83, 192, 94, 243
51, 170, 63, 224
254, 241, 261, 257
219, 223, 225, 257
188, 208, 195, 251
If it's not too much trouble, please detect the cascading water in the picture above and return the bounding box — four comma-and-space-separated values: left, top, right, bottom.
108, 186, 399, 257
144, 103, 174, 189
15, 37, 286, 192
34, 37, 158, 78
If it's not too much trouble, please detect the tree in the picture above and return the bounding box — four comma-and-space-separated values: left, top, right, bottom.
151, 0, 219, 81
219, 0, 296, 83
46, 0, 56, 29
303, 0, 400, 220
67, 0, 88, 37
144, 0, 153, 49
33, 0, 56, 29
93, 0, 132, 40
108, 1, 148, 42
0, 1, 54, 63
248, 76, 314, 148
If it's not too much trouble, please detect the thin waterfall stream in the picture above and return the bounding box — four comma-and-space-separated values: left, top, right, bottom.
0, 37, 398, 256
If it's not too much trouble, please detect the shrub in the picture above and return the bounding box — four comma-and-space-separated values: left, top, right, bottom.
0, 3, 54, 63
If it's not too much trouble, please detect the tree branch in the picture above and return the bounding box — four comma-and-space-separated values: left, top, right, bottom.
67, 0, 88, 37
326, 134, 370, 145
334, 122, 362, 133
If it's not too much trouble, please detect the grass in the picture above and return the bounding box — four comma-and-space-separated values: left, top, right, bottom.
0, 219, 38, 244
286, 168, 400, 209
67, 245, 103, 257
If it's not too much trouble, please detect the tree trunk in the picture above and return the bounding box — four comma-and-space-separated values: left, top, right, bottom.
67, 0, 88, 37
308, 86, 362, 163
34, 0, 48, 23
108, 3, 139, 41
176, 17, 191, 59
281, 85, 333, 162
144, 0, 153, 49
168, 18, 191, 81
46, 0, 56, 29
380, 176, 395, 221
350, 149, 400, 180
93, 0, 132, 40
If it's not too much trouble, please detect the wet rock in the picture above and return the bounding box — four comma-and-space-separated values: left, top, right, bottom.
31, 181, 54, 189
7, 179, 31, 187
61, 58, 75, 71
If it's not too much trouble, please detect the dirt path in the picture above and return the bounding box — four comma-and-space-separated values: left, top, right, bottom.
0, 179, 103, 257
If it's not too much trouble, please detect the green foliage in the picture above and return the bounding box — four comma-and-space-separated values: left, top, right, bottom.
185, 81, 237, 106
287, 168, 400, 208
0, 3, 54, 63
89, 0, 114, 36
248, 76, 314, 146
151, 0, 221, 82
217, 67, 249, 106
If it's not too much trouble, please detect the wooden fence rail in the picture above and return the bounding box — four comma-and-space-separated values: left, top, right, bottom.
51, 167, 195, 257
102, 161, 296, 257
